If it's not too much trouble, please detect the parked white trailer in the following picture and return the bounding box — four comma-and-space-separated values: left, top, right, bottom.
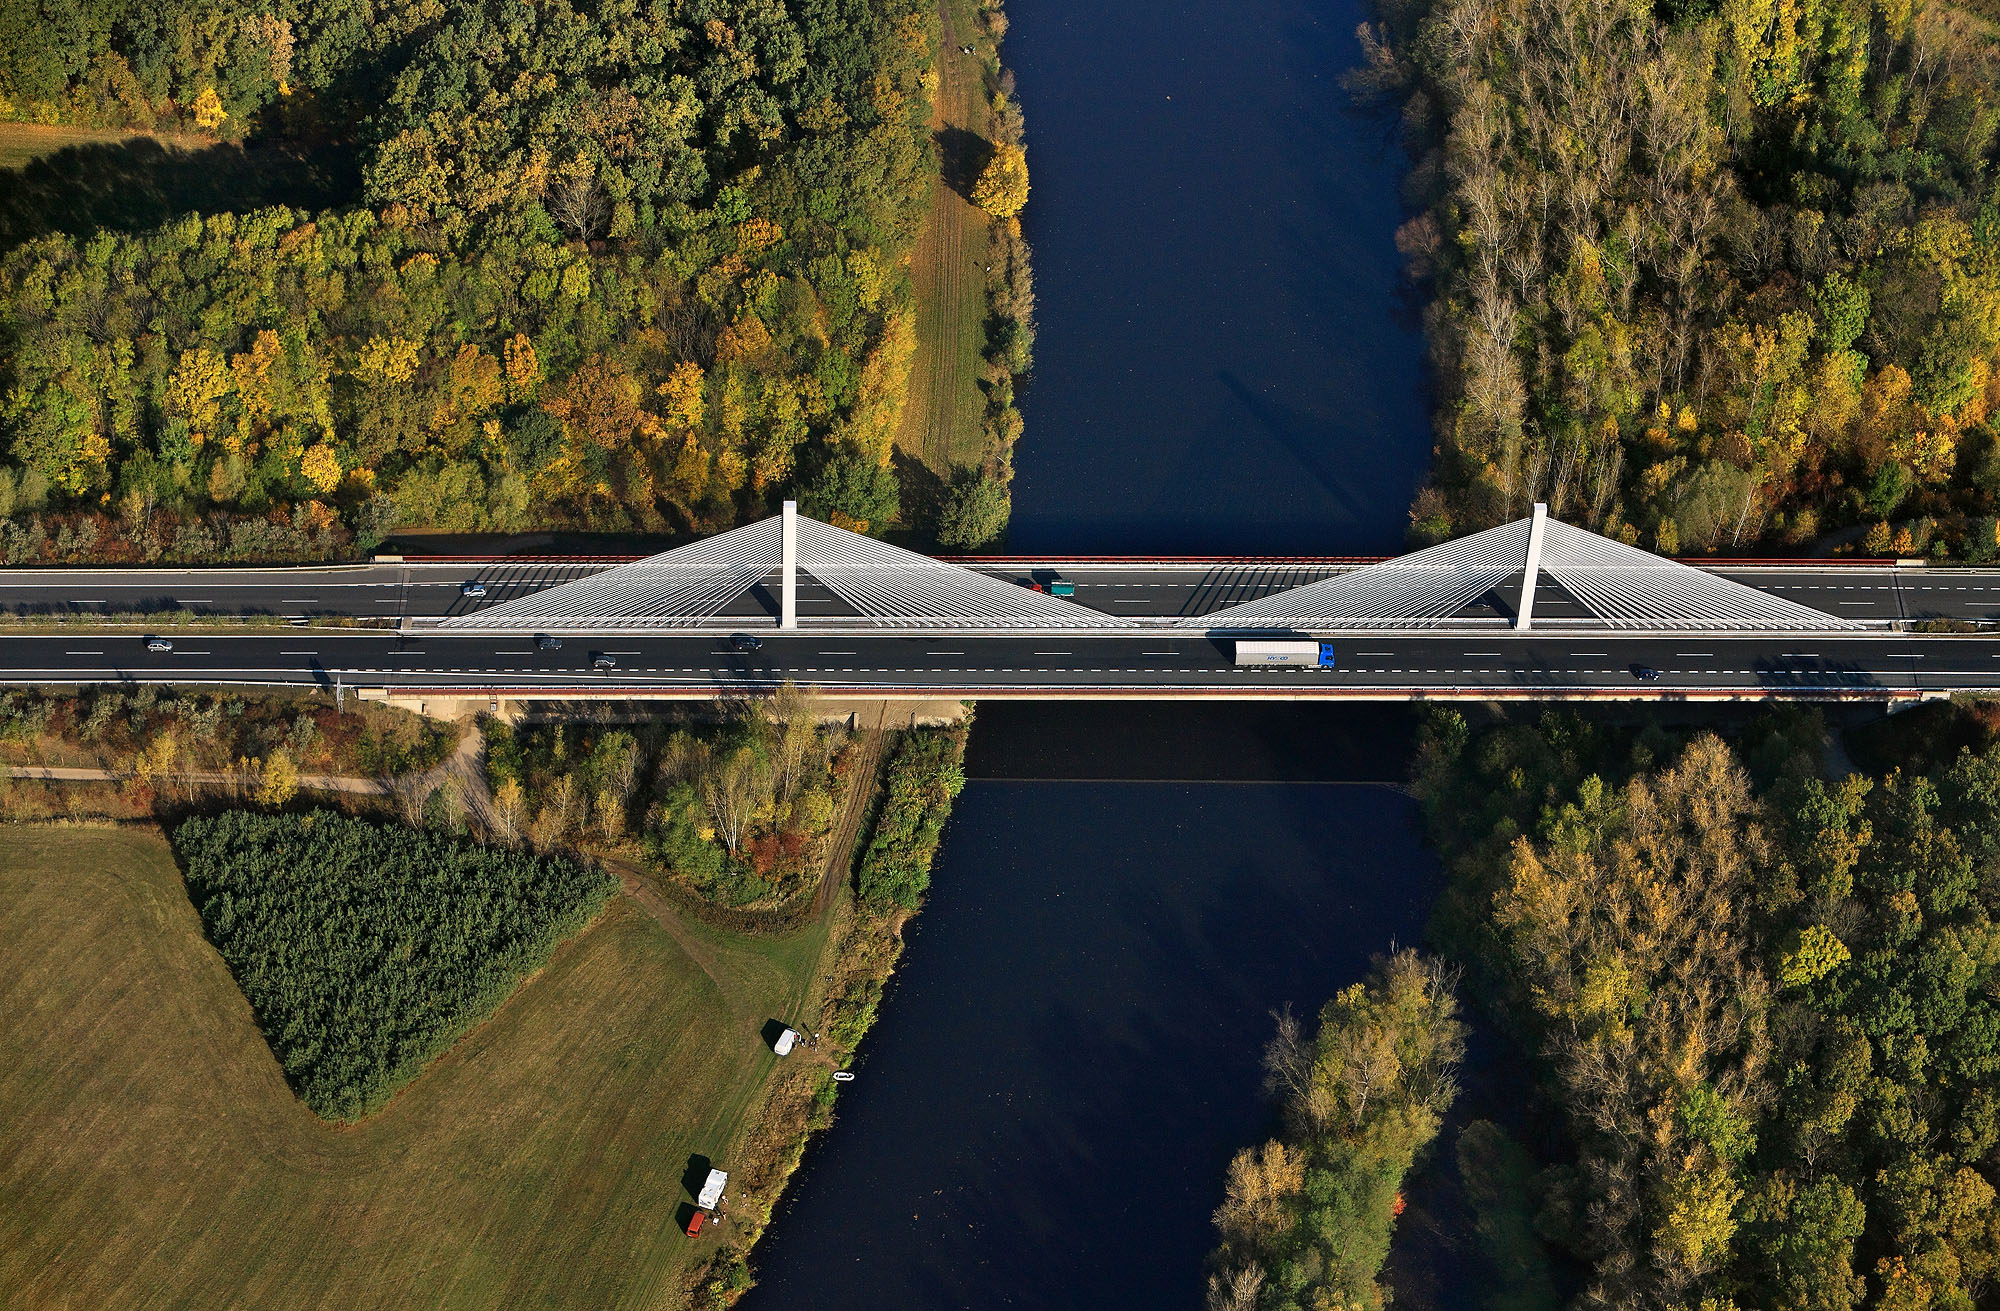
697, 1169, 728, 1210
773, 1027, 799, 1056
1232, 639, 1335, 668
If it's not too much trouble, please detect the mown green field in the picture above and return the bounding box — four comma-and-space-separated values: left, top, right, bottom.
0, 825, 833, 1309
893, 0, 996, 479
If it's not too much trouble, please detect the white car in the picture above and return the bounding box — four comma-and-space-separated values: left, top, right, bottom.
461, 581, 488, 598
145, 638, 173, 653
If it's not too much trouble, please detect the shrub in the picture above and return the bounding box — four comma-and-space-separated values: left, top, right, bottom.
855, 726, 967, 912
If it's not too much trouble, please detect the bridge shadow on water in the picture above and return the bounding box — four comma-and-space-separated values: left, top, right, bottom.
964, 701, 1422, 783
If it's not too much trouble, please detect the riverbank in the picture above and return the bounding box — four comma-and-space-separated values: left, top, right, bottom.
693, 721, 970, 1304
894, 0, 1033, 549
1365, 0, 2000, 558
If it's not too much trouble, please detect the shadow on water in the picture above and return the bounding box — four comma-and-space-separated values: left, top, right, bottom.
966, 701, 1423, 782
0, 136, 360, 249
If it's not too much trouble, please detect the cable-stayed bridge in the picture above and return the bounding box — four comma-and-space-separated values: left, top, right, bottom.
432, 502, 1863, 636
3, 501, 1999, 708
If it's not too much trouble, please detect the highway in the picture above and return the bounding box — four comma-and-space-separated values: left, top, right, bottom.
7, 554, 2000, 701
0, 630, 1994, 699
6, 558, 2000, 624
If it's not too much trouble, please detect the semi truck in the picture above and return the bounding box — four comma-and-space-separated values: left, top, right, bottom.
1233, 639, 1338, 669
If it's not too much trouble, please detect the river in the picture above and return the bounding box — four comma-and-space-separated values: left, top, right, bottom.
743, 709, 1440, 1309
741, 0, 1439, 1303
1001, 0, 1429, 556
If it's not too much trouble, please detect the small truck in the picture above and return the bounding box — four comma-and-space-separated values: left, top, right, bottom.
1232, 639, 1337, 669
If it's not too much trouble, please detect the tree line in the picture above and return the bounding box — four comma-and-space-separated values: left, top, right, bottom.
1366, 0, 2000, 558
853, 721, 966, 913
172, 807, 614, 1121
934, 0, 1035, 552
0, 684, 453, 800
0, 0, 939, 559
1415, 707, 2000, 1310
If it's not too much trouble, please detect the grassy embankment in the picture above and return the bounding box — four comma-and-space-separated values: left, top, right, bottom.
894, 0, 997, 481
0, 824, 834, 1308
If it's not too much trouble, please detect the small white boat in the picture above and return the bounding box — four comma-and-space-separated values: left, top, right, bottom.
831, 1071, 855, 1082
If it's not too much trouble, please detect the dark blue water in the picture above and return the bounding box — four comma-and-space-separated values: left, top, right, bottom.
1004, 0, 1428, 554
744, 773, 1439, 1308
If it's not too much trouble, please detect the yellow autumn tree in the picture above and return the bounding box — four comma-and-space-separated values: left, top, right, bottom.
658, 362, 705, 430
165, 348, 233, 433
972, 142, 1029, 218
503, 333, 541, 401
356, 336, 421, 384
300, 443, 343, 493
255, 750, 300, 807
230, 330, 282, 428
191, 86, 227, 130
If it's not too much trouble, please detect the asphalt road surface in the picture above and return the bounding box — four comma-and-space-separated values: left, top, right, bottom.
0, 630, 1994, 698
4, 559, 2000, 624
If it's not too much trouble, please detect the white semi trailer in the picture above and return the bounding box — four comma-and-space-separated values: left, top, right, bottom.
1232, 639, 1337, 669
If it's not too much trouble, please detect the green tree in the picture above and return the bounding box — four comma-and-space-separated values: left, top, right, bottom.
802, 446, 899, 534
934, 468, 1010, 549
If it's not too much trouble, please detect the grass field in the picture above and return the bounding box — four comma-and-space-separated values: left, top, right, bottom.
0, 122, 358, 248
893, 0, 996, 478
0, 122, 208, 171
0, 825, 837, 1309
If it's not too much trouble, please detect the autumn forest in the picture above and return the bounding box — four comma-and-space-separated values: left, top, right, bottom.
0, 0, 944, 561
1374, 0, 2000, 558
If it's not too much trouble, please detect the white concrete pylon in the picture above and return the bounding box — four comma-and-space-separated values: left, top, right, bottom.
1515, 502, 1548, 631
781, 499, 798, 629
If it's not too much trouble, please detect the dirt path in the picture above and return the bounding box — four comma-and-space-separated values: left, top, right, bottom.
435, 728, 498, 832
815, 704, 892, 913
893, 0, 993, 477
1, 764, 392, 794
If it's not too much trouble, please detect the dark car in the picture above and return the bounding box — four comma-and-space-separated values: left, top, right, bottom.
537, 634, 562, 650
730, 633, 763, 653
1631, 664, 1662, 682
592, 654, 617, 670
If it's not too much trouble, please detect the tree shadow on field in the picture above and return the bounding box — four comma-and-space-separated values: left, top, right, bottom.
890, 449, 947, 547
934, 125, 989, 203
0, 136, 360, 250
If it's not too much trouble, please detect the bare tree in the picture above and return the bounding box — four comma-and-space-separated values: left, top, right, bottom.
766, 682, 819, 806
1205, 1264, 1266, 1311
547, 157, 608, 242
701, 746, 767, 856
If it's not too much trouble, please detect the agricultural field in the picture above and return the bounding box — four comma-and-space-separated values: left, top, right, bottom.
0, 825, 838, 1309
